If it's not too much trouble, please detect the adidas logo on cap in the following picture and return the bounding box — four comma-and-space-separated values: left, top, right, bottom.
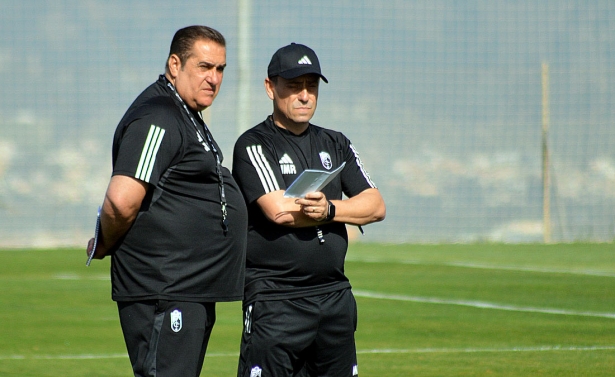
298, 55, 312, 65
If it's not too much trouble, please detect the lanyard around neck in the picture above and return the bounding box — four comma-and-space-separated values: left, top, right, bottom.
162, 75, 228, 234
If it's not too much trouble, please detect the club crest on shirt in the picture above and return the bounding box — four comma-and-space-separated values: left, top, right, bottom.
170, 309, 182, 332
319, 152, 332, 170
250, 366, 262, 377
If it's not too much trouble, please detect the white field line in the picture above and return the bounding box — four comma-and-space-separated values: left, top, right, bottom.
0, 353, 128, 360
0, 274, 111, 282
3, 346, 615, 361
0, 352, 235, 361
346, 256, 615, 278
353, 290, 615, 319
39, 260, 615, 281
53, 273, 109, 280
357, 345, 615, 354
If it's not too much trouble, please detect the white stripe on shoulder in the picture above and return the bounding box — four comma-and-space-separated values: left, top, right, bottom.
246, 145, 280, 193
135, 125, 165, 182
349, 144, 376, 188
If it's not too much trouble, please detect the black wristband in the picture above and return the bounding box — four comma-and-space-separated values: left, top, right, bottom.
324, 200, 336, 221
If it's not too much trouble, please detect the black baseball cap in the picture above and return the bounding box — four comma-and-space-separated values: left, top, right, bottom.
267, 43, 328, 83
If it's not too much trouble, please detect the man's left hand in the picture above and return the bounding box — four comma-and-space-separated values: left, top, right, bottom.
296, 192, 328, 222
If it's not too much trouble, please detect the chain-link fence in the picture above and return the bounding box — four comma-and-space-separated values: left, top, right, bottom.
1, 1, 614, 246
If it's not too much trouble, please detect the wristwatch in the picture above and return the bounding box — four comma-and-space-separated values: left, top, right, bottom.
324, 200, 336, 221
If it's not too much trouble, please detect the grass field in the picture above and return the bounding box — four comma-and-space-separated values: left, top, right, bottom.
0, 243, 614, 376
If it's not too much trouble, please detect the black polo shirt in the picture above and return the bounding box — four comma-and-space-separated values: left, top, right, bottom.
232, 116, 376, 304
110, 75, 247, 302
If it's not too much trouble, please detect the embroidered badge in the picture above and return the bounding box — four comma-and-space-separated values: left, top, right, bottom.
319, 152, 332, 170
250, 366, 262, 377
170, 309, 182, 333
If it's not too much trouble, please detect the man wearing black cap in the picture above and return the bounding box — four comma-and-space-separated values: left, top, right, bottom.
232, 43, 386, 377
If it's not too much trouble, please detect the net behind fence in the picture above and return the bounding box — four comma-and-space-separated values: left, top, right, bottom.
1, 1, 614, 246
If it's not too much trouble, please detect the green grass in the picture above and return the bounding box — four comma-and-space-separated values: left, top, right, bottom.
0, 243, 614, 376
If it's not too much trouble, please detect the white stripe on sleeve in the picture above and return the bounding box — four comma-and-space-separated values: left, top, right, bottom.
349, 144, 376, 188
135, 125, 165, 182
246, 145, 280, 193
